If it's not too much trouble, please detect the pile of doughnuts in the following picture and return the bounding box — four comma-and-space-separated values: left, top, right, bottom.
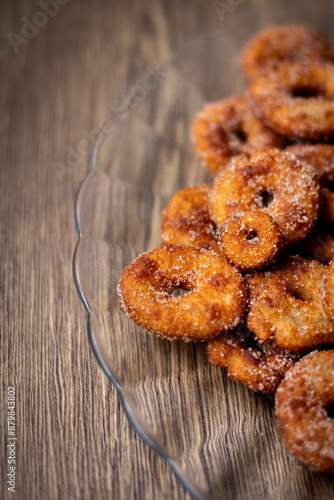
118, 25, 334, 473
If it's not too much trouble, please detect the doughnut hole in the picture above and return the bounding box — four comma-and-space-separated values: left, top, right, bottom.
326, 402, 334, 419
245, 229, 258, 243
291, 83, 325, 99
233, 127, 248, 144
255, 190, 275, 208
171, 287, 190, 298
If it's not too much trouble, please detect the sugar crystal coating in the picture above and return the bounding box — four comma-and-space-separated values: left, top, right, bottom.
276, 350, 334, 473
118, 23, 334, 473
118, 244, 247, 342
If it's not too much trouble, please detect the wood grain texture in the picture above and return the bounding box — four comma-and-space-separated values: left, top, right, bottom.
1, 0, 334, 499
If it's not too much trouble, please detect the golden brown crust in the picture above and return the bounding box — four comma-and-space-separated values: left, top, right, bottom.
246, 256, 334, 352
240, 24, 334, 83
275, 350, 334, 473
118, 244, 247, 342
248, 62, 334, 141
193, 96, 284, 176
286, 144, 334, 178
117, 23, 334, 473
161, 185, 221, 254
286, 144, 334, 222
219, 211, 282, 270
210, 149, 320, 246
207, 324, 299, 393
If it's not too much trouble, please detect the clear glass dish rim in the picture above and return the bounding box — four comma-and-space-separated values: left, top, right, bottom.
71, 22, 329, 497
71, 36, 216, 500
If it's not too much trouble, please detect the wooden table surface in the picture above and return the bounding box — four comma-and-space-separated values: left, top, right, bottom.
2, 0, 334, 499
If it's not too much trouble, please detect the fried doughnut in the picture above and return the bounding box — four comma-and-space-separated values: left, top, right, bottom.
286, 144, 334, 178
247, 256, 334, 352
207, 323, 300, 393
240, 24, 334, 83
290, 219, 334, 264
249, 62, 334, 141
210, 149, 320, 246
286, 144, 334, 222
118, 244, 247, 342
193, 96, 284, 176
218, 211, 282, 270
323, 259, 334, 321
275, 350, 334, 473
161, 185, 220, 253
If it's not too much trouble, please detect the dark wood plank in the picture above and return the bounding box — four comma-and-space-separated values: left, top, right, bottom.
1, 0, 334, 499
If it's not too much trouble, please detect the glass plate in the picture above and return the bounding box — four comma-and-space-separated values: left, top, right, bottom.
73, 9, 334, 500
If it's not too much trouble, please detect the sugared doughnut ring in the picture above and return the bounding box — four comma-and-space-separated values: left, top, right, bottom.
249, 63, 334, 141
286, 144, 334, 178
323, 259, 334, 321
240, 24, 334, 83
161, 185, 220, 254
247, 256, 334, 352
118, 244, 247, 342
210, 149, 320, 246
218, 211, 282, 270
286, 144, 334, 222
290, 220, 334, 264
193, 96, 284, 176
275, 350, 334, 473
207, 323, 300, 393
